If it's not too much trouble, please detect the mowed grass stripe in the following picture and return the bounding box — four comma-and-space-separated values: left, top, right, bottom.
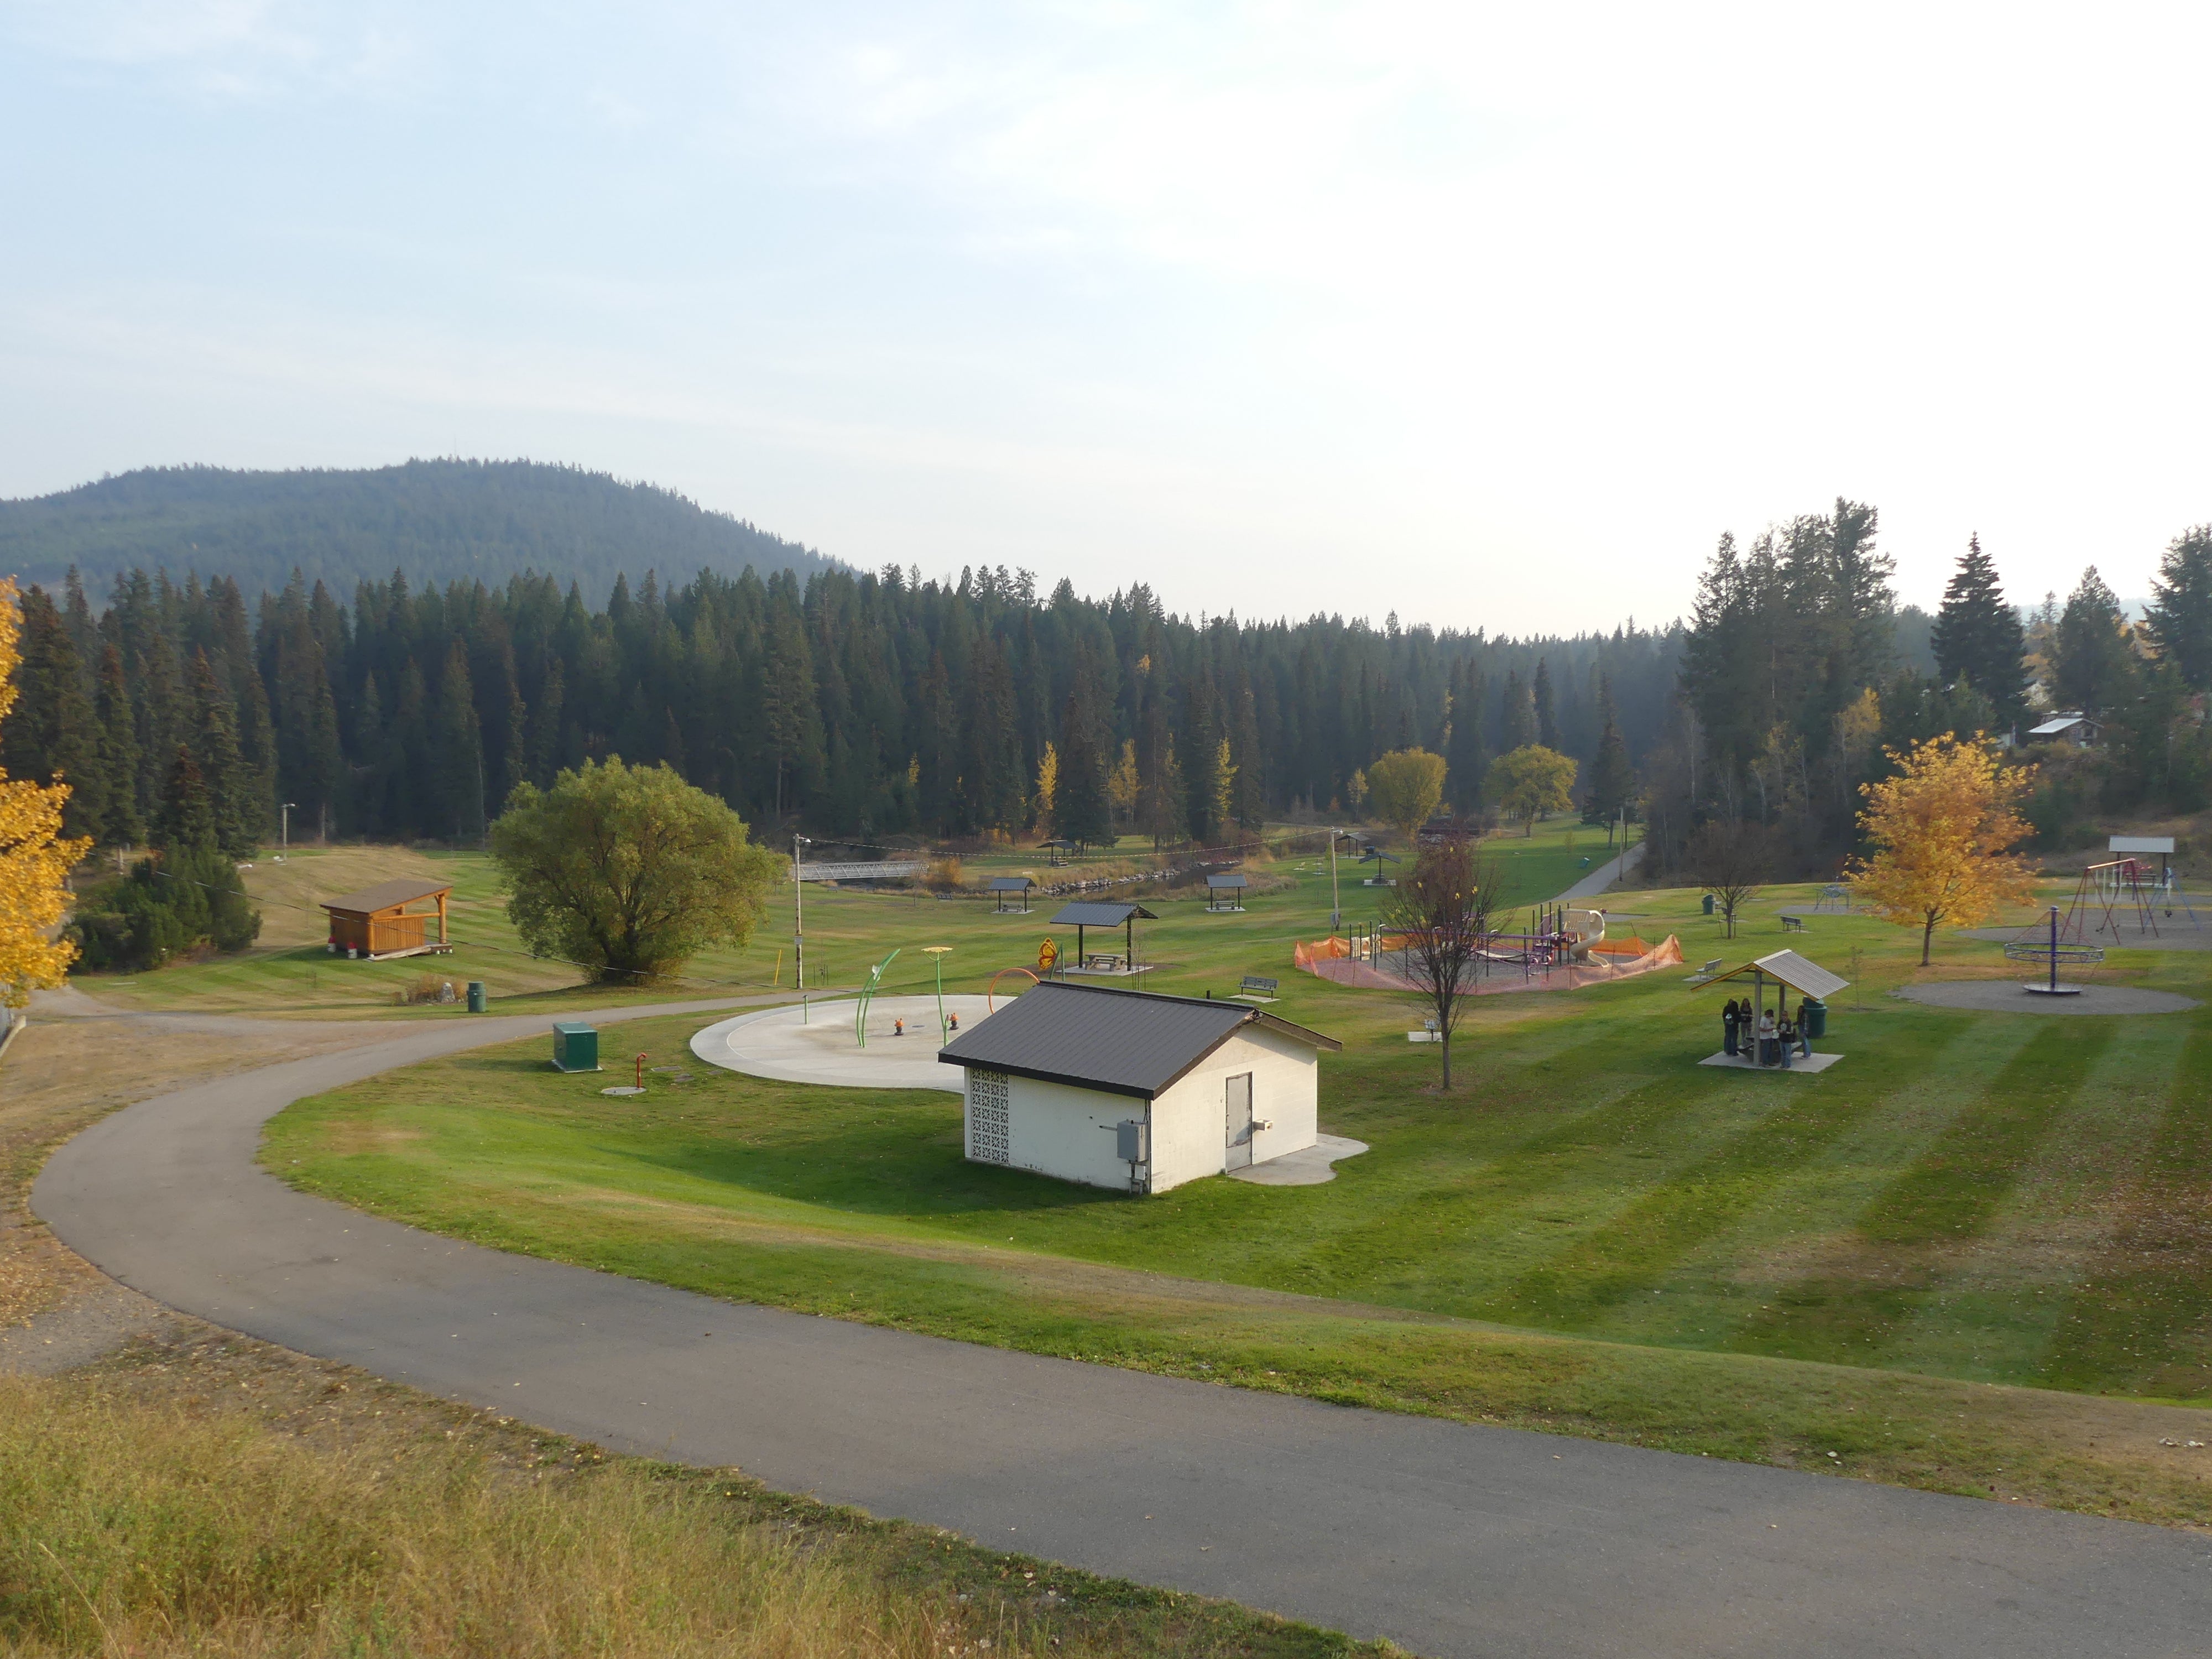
1724, 1022, 2114, 1369
2042, 1011, 2212, 1400
1473, 1019, 1971, 1332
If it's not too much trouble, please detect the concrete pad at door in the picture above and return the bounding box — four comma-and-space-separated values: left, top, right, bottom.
690, 995, 998, 1091
1228, 1134, 1369, 1186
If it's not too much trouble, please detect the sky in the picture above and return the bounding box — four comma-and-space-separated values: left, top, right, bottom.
4, 2, 2209, 633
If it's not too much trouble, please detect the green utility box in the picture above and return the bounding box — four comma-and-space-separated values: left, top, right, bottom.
1802, 999, 1828, 1040
467, 981, 486, 1014
551, 1021, 600, 1072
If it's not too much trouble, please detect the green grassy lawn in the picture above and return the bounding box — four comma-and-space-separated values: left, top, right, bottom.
265, 854, 2212, 1525
79, 817, 1625, 1018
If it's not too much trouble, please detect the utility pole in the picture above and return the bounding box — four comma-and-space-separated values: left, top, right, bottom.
793, 834, 812, 1023
280, 801, 296, 851
1328, 828, 1343, 931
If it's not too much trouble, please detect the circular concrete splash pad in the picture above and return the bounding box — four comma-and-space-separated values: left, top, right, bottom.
690, 995, 999, 1090
1896, 982, 2199, 1015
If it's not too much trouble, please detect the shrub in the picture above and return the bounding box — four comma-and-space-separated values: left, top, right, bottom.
69, 845, 260, 972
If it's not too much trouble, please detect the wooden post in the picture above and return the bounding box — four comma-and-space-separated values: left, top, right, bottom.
437, 890, 448, 947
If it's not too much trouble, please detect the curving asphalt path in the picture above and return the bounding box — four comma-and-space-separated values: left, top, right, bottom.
30, 997, 2212, 1658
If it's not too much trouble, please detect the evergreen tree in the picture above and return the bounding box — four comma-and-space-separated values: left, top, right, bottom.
184, 648, 258, 857
433, 638, 486, 842
1499, 669, 1535, 752
760, 599, 820, 819
1055, 689, 1112, 847
1444, 661, 1487, 814
1580, 675, 1634, 829
2146, 525, 2212, 691
0, 585, 103, 839
1931, 533, 2029, 723
156, 744, 218, 851
93, 643, 144, 847
1533, 658, 1558, 749
2052, 567, 2136, 720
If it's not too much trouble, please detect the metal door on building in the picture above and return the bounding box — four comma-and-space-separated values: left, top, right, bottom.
1224, 1073, 1255, 1170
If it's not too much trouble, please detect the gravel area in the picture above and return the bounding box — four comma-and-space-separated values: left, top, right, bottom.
1896, 981, 2201, 1015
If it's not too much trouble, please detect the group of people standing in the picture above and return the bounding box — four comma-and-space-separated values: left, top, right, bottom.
1721, 996, 1812, 1068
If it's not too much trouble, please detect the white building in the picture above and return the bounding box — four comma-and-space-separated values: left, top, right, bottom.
937, 982, 1342, 1194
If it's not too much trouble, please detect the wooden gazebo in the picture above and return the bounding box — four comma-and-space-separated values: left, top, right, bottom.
322, 878, 453, 961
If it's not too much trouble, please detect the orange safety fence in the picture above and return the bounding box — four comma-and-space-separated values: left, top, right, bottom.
1293, 933, 1683, 995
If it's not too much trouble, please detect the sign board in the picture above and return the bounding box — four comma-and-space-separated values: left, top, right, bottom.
2110, 836, 2176, 855
1037, 937, 1060, 971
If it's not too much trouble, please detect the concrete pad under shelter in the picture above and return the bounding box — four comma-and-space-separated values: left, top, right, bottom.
1699, 1050, 1843, 1074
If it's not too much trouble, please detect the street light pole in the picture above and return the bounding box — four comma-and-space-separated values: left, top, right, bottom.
1328, 828, 1343, 930
280, 802, 296, 851
794, 834, 812, 1023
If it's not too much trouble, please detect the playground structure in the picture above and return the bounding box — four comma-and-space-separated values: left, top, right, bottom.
2050, 857, 2199, 943
2003, 905, 2105, 995
1812, 883, 1851, 914
1294, 908, 1682, 997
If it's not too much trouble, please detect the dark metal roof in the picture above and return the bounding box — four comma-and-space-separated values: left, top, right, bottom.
1048, 901, 1158, 926
986, 876, 1034, 891
937, 982, 1340, 1099
321, 877, 451, 915
1358, 848, 1400, 864
1206, 872, 1248, 888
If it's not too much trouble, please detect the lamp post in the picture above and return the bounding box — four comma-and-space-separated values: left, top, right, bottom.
280, 802, 297, 851
793, 834, 812, 1023
923, 945, 952, 1042
1328, 828, 1343, 930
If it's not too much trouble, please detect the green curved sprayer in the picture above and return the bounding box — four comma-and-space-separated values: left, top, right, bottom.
854, 947, 900, 1048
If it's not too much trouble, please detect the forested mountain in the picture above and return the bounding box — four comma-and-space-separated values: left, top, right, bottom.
0, 555, 1683, 853
0, 461, 834, 603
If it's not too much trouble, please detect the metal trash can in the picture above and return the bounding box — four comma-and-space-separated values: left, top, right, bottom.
467, 980, 486, 1014
1702, 894, 1715, 916
552, 1021, 599, 1072
1802, 998, 1827, 1040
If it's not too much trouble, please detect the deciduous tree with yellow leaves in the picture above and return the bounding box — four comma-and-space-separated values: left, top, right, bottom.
0, 577, 92, 1006
1849, 733, 2034, 966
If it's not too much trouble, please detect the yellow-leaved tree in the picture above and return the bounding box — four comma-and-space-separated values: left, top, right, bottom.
1849, 733, 2034, 966
0, 577, 92, 1006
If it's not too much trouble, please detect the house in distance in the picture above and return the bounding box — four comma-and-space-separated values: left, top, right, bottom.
937, 982, 1342, 1194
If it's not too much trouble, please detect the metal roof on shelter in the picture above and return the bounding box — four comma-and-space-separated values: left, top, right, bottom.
937, 982, 1340, 1099
1206, 873, 1248, 888
1709, 949, 1849, 1000
321, 878, 452, 915
1048, 900, 1159, 927
985, 875, 1034, 891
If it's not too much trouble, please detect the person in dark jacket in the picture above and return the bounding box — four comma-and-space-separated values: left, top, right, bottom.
1723, 998, 1741, 1056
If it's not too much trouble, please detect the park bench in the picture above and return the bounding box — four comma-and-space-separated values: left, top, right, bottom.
1780, 914, 1806, 933
1233, 974, 1280, 1003
1683, 958, 1724, 985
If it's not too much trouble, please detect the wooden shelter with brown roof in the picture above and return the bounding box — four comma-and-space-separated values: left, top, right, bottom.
322, 877, 453, 960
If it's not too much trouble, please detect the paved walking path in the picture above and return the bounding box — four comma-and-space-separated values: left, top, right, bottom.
30, 995, 2212, 1658
1557, 839, 1645, 901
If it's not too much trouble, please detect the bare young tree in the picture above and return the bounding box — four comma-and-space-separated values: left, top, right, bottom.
1381, 836, 1505, 1091
1686, 818, 1775, 940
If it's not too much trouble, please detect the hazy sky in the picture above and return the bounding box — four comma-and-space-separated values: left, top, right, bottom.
5, 2, 2208, 631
